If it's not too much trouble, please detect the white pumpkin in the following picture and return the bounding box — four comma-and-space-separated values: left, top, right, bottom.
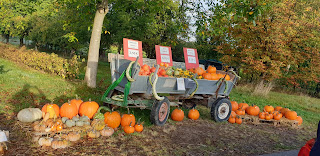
17, 108, 42, 122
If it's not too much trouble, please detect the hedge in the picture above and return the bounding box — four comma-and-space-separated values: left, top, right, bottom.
0, 43, 83, 79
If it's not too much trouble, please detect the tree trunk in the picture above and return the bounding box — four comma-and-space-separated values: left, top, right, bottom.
20, 37, 24, 47
5, 34, 9, 44
85, 0, 109, 88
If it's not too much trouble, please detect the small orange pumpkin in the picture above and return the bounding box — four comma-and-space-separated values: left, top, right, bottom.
280, 108, 290, 115
265, 113, 272, 120
60, 102, 78, 119
235, 116, 242, 124
228, 117, 236, 124
273, 112, 283, 120
188, 108, 200, 120
296, 116, 303, 125
259, 112, 266, 119
235, 109, 245, 115
231, 101, 239, 111
238, 103, 249, 110
121, 114, 136, 127
134, 124, 144, 132
56, 125, 63, 131
230, 111, 237, 118
78, 100, 99, 119
264, 105, 274, 113
203, 73, 212, 80
275, 106, 283, 112
123, 122, 135, 134
285, 110, 298, 120
207, 66, 216, 73
171, 108, 184, 121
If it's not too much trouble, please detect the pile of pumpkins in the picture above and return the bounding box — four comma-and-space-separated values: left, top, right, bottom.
17, 98, 144, 149
228, 101, 303, 125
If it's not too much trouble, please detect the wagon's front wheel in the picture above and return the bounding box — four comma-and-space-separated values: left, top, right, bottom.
150, 97, 170, 126
210, 98, 231, 122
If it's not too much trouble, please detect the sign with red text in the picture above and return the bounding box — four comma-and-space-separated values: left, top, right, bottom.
183, 48, 199, 69
123, 38, 143, 65
155, 45, 173, 66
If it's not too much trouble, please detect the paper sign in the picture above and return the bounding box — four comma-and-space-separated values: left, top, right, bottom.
176, 78, 186, 91
155, 45, 173, 66
123, 38, 143, 65
183, 47, 199, 69
128, 49, 139, 58
161, 55, 170, 63
160, 46, 169, 55
0, 131, 8, 142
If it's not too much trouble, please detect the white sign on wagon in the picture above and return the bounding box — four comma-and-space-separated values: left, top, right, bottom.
188, 56, 196, 64
177, 78, 186, 91
128, 40, 139, 49
128, 49, 139, 58
187, 49, 195, 56
160, 46, 169, 55
161, 55, 170, 63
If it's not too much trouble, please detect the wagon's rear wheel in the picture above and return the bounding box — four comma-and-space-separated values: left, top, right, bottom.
150, 97, 170, 126
210, 98, 231, 122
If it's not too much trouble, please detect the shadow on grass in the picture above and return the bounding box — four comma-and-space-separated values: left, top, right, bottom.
0, 65, 10, 74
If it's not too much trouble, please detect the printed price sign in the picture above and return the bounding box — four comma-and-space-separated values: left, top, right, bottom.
155, 45, 173, 66
123, 38, 143, 65
183, 48, 199, 69
176, 78, 186, 91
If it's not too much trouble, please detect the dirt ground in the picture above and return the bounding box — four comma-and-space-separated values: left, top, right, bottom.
1, 113, 316, 156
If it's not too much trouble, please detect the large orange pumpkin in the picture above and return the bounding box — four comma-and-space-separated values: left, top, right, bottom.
121, 114, 136, 127
280, 108, 290, 115
207, 66, 216, 73
210, 73, 219, 80
231, 101, 239, 111
238, 103, 249, 110
246, 105, 260, 116
188, 108, 200, 120
171, 108, 184, 121
104, 111, 121, 129
42, 104, 60, 117
78, 100, 99, 119
60, 102, 78, 119
285, 110, 298, 120
70, 98, 83, 111
264, 105, 274, 113
296, 116, 303, 125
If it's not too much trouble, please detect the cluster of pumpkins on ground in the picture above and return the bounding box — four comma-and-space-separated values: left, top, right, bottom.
16, 99, 144, 149
139, 63, 231, 80
228, 101, 303, 125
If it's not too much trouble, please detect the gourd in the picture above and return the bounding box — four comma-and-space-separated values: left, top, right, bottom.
51, 139, 69, 149
121, 114, 136, 127
75, 120, 84, 127
87, 129, 100, 138
72, 116, 80, 122
171, 108, 184, 121
61, 117, 69, 124
38, 137, 53, 146
17, 108, 42, 122
67, 132, 81, 142
93, 106, 110, 120
100, 127, 114, 137
41, 104, 60, 118
65, 120, 75, 128
91, 119, 105, 131
188, 108, 200, 120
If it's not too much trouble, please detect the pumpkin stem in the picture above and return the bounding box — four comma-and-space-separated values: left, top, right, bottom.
129, 121, 132, 127
89, 98, 91, 102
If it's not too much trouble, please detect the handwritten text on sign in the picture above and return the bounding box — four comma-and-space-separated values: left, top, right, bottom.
188, 56, 196, 64
128, 49, 139, 58
187, 49, 195, 56
160, 47, 169, 55
161, 55, 170, 63
128, 40, 139, 49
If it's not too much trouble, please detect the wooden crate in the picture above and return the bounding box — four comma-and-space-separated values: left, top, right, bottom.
238, 114, 299, 128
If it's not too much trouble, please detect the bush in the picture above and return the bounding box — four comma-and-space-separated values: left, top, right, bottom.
0, 43, 83, 78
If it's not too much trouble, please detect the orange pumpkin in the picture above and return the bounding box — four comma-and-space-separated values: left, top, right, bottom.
207, 66, 216, 73
259, 112, 266, 119
60, 102, 78, 119
188, 108, 200, 120
223, 74, 231, 81
296, 116, 303, 125
273, 112, 283, 120
228, 117, 236, 124
134, 124, 144, 132
265, 113, 272, 120
171, 108, 184, 121
235, 116, 242, 124
210, 73, 219, 80
42, 104, 60, 117
56, 125, 63, 131
195, 67, 203, 76
275, 106, 283, 112
230, 111, 237, 118
123, 123, 135, 134
203, 73, 212, 80
121, 114, 136, 127
104, 111, 121, 129
231, 101, 239, 111
235, 109, 245, 115
280, 108, 290, 115
238, 103, 249, 110
285, 110, 298, 120
264, 105, 274, 113
246, 105, 260, 116
70, 98, 83, 111
78, 100, 99, 119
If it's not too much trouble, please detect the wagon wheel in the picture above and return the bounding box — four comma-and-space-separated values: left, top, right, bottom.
210, 98, 231, 122
150, 97, 170, 126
